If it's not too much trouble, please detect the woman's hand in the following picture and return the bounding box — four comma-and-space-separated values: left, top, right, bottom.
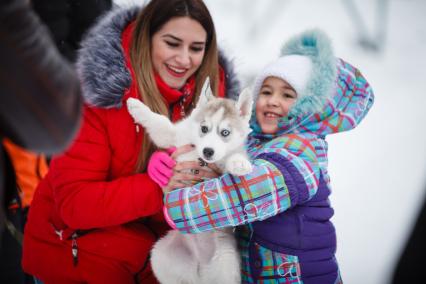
147, 148, 177, 187
161, 144, 221, 194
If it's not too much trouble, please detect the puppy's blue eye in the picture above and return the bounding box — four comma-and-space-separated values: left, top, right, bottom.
201, 126, 209, 133
221, 129, 230, 137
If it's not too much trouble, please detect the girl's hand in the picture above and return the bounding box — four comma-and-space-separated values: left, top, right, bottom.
206, 162, 223, 176
161, 144, 220, 194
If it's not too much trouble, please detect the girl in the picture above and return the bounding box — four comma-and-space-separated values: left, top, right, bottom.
159, 29, 374, 283
22, 0, 238, 283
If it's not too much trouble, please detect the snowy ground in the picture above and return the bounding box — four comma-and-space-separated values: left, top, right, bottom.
115, 1, 426, 283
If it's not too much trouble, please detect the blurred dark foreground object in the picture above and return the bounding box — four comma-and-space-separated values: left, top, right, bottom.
32, 0, 112, 62
392, 193, 426, 283
0, 0, 83, 282
0, 0, 82, 153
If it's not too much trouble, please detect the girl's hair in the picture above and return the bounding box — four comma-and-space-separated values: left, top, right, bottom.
130, 0, 219, 172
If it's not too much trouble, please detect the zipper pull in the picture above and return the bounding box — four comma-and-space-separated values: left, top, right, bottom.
55, 229, 63, 241
71, 232, 78, 266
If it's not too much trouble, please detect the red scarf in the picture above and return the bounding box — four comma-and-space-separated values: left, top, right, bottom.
154, 73, 196, 122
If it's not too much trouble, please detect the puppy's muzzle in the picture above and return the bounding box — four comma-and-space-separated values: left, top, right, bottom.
203, 148, 214, 160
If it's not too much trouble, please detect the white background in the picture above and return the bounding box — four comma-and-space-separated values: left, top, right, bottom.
114, 1, 426, 283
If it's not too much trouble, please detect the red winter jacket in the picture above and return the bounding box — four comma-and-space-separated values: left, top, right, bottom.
22, 6, 240, 284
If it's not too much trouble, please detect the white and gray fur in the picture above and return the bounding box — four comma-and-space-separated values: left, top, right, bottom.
127, 79, 253, 284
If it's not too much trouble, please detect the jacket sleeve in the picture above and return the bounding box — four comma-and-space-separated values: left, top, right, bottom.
164, 134, 321, 233
0, 0, 82, 154
50, 106, 163, 230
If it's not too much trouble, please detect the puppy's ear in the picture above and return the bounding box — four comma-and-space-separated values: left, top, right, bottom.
236, 87, 254, 122
200, 77, 214, 102
192, 77, 212, 116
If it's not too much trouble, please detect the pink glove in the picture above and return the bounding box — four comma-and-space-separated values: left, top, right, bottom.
147, 148, 176, 187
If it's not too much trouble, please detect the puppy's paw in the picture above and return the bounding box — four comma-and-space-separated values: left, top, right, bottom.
226, 154, 253, 176
127, 98, 149, 123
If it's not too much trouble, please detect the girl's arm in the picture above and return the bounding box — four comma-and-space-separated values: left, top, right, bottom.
164, 134, 321, 233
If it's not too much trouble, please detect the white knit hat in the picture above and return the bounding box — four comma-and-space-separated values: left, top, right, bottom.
250, 29, 337, 119
252, 55, 313, 101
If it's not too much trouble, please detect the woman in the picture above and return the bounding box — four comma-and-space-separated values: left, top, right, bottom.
22, 0, 239, 283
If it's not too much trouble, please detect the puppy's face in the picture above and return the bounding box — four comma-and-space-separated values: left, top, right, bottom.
193, 106, 246, 163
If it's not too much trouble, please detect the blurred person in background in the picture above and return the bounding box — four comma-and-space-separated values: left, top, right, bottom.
2, 1, 111, 283
1, 0, 113, 245
2, 0, 114, 217
0, 0, 83, 283
21, 0, 240, 283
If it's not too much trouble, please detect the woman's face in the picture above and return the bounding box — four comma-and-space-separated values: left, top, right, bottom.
255, 77, 298, 134
151, 17, 207, 89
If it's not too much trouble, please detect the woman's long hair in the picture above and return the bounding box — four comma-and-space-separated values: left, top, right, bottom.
130, 0, 219, 172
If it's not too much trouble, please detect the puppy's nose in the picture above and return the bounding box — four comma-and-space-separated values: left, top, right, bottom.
203, 148, 214, 159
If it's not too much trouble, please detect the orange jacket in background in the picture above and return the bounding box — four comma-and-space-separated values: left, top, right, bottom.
3, 138, 48, 208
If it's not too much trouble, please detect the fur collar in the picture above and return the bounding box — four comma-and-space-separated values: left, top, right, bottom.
76, 6, 240, 109
281, 29, 337, 118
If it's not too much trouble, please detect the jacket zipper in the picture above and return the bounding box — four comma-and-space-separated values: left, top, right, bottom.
71, 232, 78, 266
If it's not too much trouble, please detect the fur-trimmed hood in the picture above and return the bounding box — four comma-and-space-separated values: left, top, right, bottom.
76, 5, 240, 109
250, 29, 374, 138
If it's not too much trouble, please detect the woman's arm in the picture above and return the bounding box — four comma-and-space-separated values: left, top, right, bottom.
51, 107, 163, 230
164, 134, 321, 233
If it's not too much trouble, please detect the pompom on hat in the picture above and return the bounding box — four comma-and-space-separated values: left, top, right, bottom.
252, 29, 337, 118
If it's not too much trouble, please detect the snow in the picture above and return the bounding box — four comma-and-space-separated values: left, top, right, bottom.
114, 1, 426, 283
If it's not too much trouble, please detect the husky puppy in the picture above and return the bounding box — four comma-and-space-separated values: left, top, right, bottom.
127, 79, 253, 284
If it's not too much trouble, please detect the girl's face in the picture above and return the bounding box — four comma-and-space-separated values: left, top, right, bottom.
151, 17, 207, 89
255, 76, 298, 134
